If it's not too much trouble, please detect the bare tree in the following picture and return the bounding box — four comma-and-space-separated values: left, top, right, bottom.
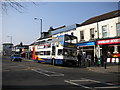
1, 0, 37, 13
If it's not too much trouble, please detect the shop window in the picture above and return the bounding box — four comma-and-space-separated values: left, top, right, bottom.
90, 28, 94, 40
80, 31, 84, 40
116, 23, 120, 36
102, 25, 108, 38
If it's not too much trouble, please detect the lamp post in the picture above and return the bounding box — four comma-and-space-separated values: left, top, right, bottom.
34, 18, 42, 38
95, 22, 100, 58
7, 36, 12, 43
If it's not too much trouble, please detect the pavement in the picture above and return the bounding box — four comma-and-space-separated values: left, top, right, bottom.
86, 64, 120, 74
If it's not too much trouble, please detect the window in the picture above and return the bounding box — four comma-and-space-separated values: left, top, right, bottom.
80, 31, 84, 40
71, 32, 74, 36
35, 52, 40, 55
44, 51, 50, 55
102, 25, 108, 37
90, 28, 94, 39
116, 23, 120, 36
63, 49, 77, 56
58, 49, 63, 55
40, 51, 44, 55
65, 36, 71, 43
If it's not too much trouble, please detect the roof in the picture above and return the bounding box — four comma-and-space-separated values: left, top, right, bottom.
48, 25, 66, 32
15, 44, 29, 47
79, 10, 120, 26
30, 42, 34, 45
51, 24, 79, 35
3, 43, 13, 45
41, 32, 49, 34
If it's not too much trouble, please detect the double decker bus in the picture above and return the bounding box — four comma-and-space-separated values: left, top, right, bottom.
32, 34, 78, 66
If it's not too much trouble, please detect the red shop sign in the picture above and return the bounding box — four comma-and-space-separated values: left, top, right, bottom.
97, 38, 120, 45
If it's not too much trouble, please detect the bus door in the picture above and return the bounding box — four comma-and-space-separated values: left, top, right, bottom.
51, 46, 56, 64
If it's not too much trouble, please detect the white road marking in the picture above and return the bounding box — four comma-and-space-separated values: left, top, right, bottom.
64, 80, 92, 89
31, 69, 64, 77
65, 78, 118, 89
79, 78, 115, 85
31, 69, 50, 76
95, 86, 120, 89
13, 63, 64, 77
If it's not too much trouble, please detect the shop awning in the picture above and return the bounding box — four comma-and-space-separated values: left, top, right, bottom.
77, 42, 95, 46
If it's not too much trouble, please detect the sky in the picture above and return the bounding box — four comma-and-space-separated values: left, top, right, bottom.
1, 1, 119, 51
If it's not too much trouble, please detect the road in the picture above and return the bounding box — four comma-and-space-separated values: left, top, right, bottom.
2, 56, 120, 90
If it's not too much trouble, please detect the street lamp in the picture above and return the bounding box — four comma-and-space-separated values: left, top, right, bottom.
34, 18, 42, 38
7, 36, 12, 43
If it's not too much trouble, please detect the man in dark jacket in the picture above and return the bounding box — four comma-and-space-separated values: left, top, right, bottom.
77, 52, 82, 67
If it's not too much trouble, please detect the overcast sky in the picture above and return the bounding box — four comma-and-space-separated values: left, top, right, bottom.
1, 1, 119, 51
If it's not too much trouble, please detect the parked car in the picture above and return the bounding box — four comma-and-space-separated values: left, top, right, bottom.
10, 54, 22, 62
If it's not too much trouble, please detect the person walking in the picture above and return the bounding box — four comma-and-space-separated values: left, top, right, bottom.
100, 54, 104, 67
103, 54, 107, 69
94, 55, 98, 66
82, 52, 86, 67
87, 55, 91, 67
77, 52, 82, 67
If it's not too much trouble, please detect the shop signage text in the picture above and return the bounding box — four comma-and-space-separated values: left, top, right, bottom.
97, 38, 120, 45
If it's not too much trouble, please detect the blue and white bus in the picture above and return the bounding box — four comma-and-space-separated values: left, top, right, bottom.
32, 34, 78, 66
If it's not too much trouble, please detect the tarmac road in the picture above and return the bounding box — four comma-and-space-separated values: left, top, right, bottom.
2, 56, 120, 90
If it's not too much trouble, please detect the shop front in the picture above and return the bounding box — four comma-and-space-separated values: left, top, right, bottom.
77, 41, 96, 62
97, 37, 120, 63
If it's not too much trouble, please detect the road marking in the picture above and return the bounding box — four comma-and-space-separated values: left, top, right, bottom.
31, 69, 64, 77
31, 69, 51, 76
65, 78, 118, 89
95, 86, 120, 89
79, 78, 115, 85
11, 63, 64, 77
64, 80, 92, 89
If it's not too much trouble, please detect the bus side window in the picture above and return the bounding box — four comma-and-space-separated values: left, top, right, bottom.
58, 49, 63, 55
40, 51, 44, 55
35, 52, 39, 55
45, 51, 50, 55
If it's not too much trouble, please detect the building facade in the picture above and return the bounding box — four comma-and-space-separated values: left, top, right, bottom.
76, 10, 120, 62
2, 43, 13, 56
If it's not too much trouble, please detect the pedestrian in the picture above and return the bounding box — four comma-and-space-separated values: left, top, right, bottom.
82, 52, 86, 67
77, 52, 82, 67
103, 55, 107, 69
94, 55, 98, 65
87, 55, 91, 67
100, 54, 104, 67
